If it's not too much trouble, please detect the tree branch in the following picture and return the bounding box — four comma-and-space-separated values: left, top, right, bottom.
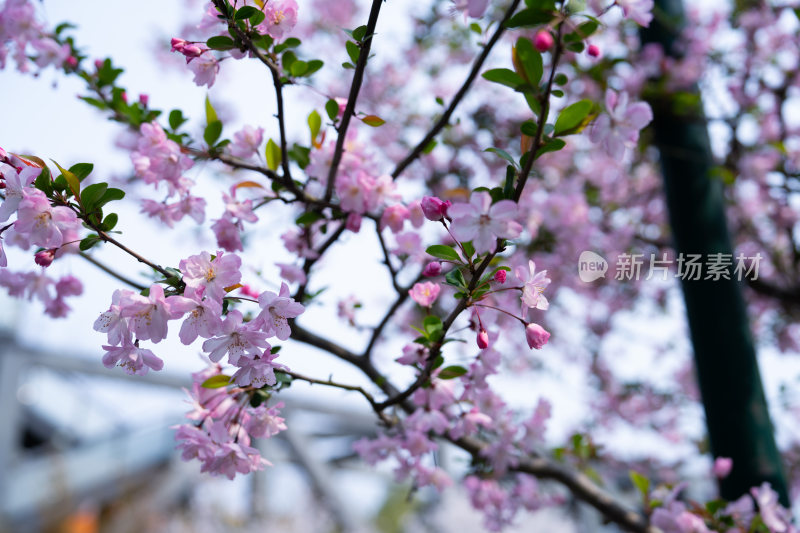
324, 0, 385, 201
78, 251, 147, 291
391, 0, 522, 179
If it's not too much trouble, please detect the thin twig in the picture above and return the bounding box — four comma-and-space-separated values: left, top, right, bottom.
78, 251, 147, 291
324, 0, 385, 201
391, 0, 523, 179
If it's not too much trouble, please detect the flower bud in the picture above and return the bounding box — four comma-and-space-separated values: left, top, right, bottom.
477, 329, 489, 350
713, 457, 732, 479
65, 56, 78, 68
421, 196, 451, 221
494, 270, 506, 284
170, 38, 187, 52
346, 212, 362, 233
35, 248, 57, 267
587, 44, 601, 58
534, 30, 554, 52
94, 59, 103, 70
139, 94, 149, 106
423, 261, 443, 277
525, 322, 550, 349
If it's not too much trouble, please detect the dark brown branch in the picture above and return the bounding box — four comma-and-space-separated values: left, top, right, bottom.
324, 0, 384, 201
391, 0, 522, 179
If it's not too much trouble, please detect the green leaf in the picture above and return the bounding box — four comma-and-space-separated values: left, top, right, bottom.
345, 40, 360, 64
506, 7, 557, 28
288, 143, 311, 169
201, 375, 231, 389
290, 60, 308, 77
295, 211, 324, 226
520, 120, 538, 137
503, 165, 516, 199
234, 5, 260, 19
423, 316, 443, 341
423, 140, 437, 154
207, 35, 236, 50
266, 138, 281, 171
629, 471, 650, 497
204, 120, 223, 146
361, 115, 385, 127
33, 167, 51, 197
554, 99, 593, 136
69, 163, 94, 181
352, 25, 367, 42
97, 187, 125, 207
303, 59, 324, 77
79, 234, 101, 251
444, 268, 467, 289
101, 213, 118, 231
482, 68, 526, 90
439, 365, 468, 379
308, 110, 322, 143
537, 137, 566, 156
51, 160, 80, 199
205, 95, 218, 124
426, 244, 461, 262
282, 50, 297, 71
484, 147, 519, 169
462, 241, 475, 260
249, 10, 266, 26
325, 99, 339, 121
515, 37, 543, 87
169, 109, 187, 131
274, 37, 301, 53
81, 182, 107, 211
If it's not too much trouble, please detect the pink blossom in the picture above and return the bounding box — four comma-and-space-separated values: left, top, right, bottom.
228, 125, 264, 159
393, 231, 422, 257
525, 323, 550, 349
380, 204, 409, 233
212, 216, 244, 252
407, 200, 425, 228
0, 165, 39, 221
396, 343, 429, 365
131, 122, 194, 197
276, 262, 307, 285
120, 284, 192, 343
409, 281, 440, 307
232, 351, 287, 387
14, 189, 79, 249
452, 0, 489, 19
515, 260, 550, 311
616, 0, 654, 26
589, 90, 653, 160
257, 282, 305, 340
260, 0, 299, 41
179, 250, 242, 302
345, 212, 362, 232
188, 54, 219, 88
247, 402, 288, 439
449, 192, 522, 252
102, 339, 164, 375
178, 295, 223, 345
713, 456, 733, 479
0, 238, 6, 267
94, 289, 133, 345
202, 310, 271, 365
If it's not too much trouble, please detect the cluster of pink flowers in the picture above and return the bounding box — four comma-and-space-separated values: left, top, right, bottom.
174, 365, 288, 479
0, 150, 84, 315
0, 0, 71, 73
210, 185, 259, 252
131, 122, 207, 226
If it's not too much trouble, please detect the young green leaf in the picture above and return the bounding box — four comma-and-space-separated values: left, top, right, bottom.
51, 160, 81, 199
554, 99, 594, 136
514, 37, 543, 87
201, 375, 232, 389
482, 68, 526, 90
308, 110, 322, 143
439, 365, 468, 379
426, 244, 461, 262
361, 115, 385, 127
204, 120, 223, 146
205, 95, 218, 124
265, 139, 281, 171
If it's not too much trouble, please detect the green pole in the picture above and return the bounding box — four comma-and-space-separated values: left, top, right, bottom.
640, 0, 789, 505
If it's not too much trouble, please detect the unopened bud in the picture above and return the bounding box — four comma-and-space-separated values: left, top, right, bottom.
477, 329, 489, 350
139, 94, 149, 106
346, 212, 362, 233
494, 270, 507, 284
65, 56, 78, 68
420, 196, 451, 221
534, 30, 554, 52
423, 261, 442, 277
587, 44, 601, 58
35, 248, 57, 267
525, 323, 550, 350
